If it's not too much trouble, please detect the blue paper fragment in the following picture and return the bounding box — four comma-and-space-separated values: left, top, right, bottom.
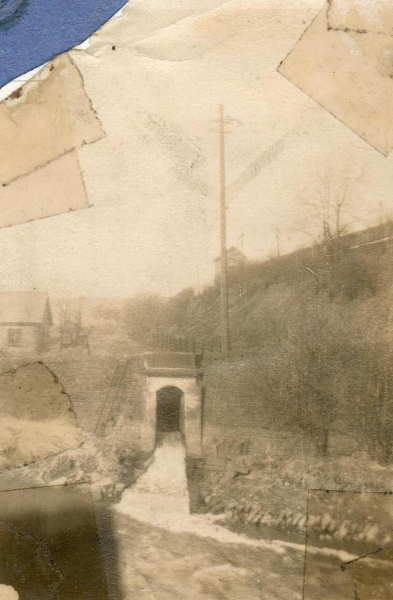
0, 0, 127, 88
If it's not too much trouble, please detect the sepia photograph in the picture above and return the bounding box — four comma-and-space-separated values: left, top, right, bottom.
1, 0, 393, 598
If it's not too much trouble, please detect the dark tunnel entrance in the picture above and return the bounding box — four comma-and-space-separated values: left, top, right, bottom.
156, 386, 183, 433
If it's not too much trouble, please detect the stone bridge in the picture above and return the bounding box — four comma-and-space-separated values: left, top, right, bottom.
140, 352, 204, 458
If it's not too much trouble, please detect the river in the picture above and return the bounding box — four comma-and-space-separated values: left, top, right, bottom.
114, 433, 304, 599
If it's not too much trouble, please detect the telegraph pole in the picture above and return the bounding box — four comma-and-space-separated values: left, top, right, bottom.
238, 231, 245, 255
219, 104, 230, 355
275, 227, 281, 258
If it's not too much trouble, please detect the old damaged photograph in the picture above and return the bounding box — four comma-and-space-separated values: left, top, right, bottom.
1, 0, 393, 598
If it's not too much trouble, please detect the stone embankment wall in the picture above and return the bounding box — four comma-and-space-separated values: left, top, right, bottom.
196, 428, 393, 541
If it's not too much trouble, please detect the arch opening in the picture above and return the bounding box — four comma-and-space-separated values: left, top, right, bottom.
156, 386, 183, 435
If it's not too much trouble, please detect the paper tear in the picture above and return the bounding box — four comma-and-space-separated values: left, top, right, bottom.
0, 5, 126, 102
0, 54, 103, 186
0, 0, 128, 89
0, 151, 89, 229
0, 362, 83, 472
278, 3, 393, 156
0, 584, 19, 599
125, 0, 242, 63
84, 0, 229, 56
328, 0, 393, 37
0, 63, 46, 104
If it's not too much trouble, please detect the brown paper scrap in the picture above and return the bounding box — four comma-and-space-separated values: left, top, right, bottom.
0, 55, 103, 186
328, 0, 393, 37
278, 4, 393, 156
0, 361, 83, 471
0, 151, 89, 229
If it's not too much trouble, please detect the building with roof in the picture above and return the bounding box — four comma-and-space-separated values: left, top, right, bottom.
214, 246, 247, 283
0, 292, 53, 353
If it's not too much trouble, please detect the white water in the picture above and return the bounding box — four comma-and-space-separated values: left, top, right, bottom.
131, 432, 189, 500
115, 434, 393, 600
118, 432, 190, 522
116, 434, 392, 567
117, 433, 291, 552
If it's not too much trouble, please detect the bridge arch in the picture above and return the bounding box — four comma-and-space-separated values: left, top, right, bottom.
156, 385, 184, 438
141, 358, 203, 458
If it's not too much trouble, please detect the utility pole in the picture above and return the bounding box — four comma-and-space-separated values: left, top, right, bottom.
275, 227, 281, 258
196, 263, 201, 295
238, 231, 245, 255
219, 104, 230, 356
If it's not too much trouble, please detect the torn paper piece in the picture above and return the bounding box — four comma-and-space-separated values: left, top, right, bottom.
0, 55, 103, 186
0, 362, 83, 471
0, 484, 109, 598
278, 4, 393, 156
0, 0, 127, 89
0, 151, 89, 229
0, 63, 45, 104
85, 0, 228, 56
328, 0, 393, 37
304, 490, 393, 599
0, 584, 18, 599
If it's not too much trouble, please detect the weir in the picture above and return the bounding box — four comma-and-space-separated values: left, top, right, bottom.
119, 432, 191, 521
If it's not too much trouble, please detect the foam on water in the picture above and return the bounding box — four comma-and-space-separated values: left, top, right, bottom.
116, 434, 385, 565
117, 433, 290, 550
131, 432, 189, 501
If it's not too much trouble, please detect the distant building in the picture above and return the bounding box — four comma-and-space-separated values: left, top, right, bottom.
0, 292, 53, 353
214, 246, 247, 282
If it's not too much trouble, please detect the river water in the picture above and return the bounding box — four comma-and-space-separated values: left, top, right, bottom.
114, 434, 393, 599
0, 434, 388, 598
115, 433, 304, 599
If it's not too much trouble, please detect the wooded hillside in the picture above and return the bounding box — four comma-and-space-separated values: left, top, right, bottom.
125, 222, 393, 463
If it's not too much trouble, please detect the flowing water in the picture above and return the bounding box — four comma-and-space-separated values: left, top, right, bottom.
114, 434, 393, 599
118, 432, 190, 526
117, 432, 289, 546
115, 433, 304, 599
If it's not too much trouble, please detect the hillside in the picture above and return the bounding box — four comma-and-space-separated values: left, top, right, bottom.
0, 363, 83, 470
127, 222, 393, 465
157, 222, 393, 352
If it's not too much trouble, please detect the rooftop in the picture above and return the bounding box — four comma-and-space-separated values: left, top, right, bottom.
144, 352, 203, 378
0, 292, 53, 325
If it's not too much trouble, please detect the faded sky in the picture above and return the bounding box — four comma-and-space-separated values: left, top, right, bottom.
1, 0, 393, 297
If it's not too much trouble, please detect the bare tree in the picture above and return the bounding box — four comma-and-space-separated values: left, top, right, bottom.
300, 166, 365, 247
58, 299, 92, 353
306, 176, 351, 245
58, 300, 70, 351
